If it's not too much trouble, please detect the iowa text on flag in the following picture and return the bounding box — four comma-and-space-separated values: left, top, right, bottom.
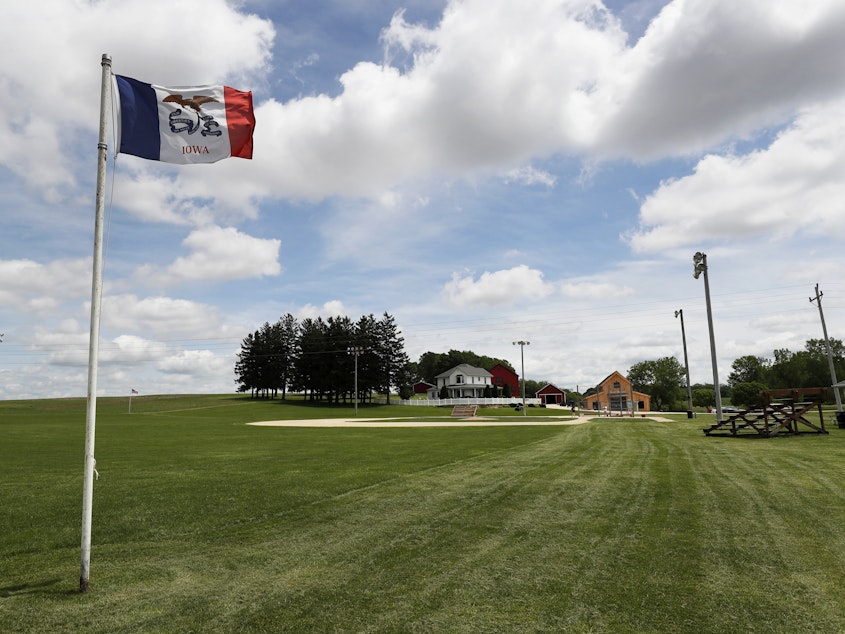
115, 75, 254, 164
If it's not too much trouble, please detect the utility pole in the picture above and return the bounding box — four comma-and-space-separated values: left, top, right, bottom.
675, 309, 693, 418
512, 340, 530, 416
810, 284, 843, 421
347, 346, 365, 416
693, 252, 723, 422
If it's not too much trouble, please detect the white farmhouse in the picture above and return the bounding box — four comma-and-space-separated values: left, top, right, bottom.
427, 364, 493, 399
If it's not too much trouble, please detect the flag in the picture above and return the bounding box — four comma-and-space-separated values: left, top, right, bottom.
131, 388, 138, 394
115, 75, 254, 164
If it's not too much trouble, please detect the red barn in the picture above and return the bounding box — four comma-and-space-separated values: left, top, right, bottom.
536, 383, 567, 405
413, 381, 435, 395
489, 363, 520, 396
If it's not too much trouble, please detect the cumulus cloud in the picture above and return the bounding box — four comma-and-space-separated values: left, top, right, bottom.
627, 99, 845, 252
7, 0, 845, 211
443, 265, 554, 307
236, 0, 845, 201
157, 349, 230, 376
594, 0, 845, 159
135, 226, 281, 285
0, 258, 91, 313
296, 300, 349, 320
102, 294, 227, 337
0, 0, 274, 197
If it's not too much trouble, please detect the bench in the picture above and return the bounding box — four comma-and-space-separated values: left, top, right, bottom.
703, 387, 828, 437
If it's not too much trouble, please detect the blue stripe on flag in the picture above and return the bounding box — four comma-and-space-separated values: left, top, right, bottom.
116, 76, 160, 161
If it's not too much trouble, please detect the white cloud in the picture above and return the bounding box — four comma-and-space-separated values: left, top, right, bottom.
0, 0, 274, 197
237, 0, 845, 202
505, 165, 557, 187
443, 265, 554, 307
102, 294, 228, 338
296, 300, 349, 320
160, 226, 282, 283
132, 226, 281, 286
594, 0, 845, 158
157, 349, 230, 376
0, 258, 91, 313
627, 99, 845, 252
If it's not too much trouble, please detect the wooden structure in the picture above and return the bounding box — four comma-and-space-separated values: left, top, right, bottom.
583, 371, 651, 413
489, 363, 520, 396
451, 404, 478, 418
703, 388, 829, 437
536, 383, 567, 405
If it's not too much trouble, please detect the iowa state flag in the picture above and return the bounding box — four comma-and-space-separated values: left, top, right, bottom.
115, 75, 254, 164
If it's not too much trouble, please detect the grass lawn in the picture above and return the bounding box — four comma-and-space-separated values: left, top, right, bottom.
2, 395, 845, 632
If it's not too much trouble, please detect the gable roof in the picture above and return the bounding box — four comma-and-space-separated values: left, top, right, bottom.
596, 370, 628, 388
536, 383, 566, 395
489, 363, 518, 376
434, 363, 492, 379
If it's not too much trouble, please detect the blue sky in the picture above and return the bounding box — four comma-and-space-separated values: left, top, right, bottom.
1, 0, 845, 399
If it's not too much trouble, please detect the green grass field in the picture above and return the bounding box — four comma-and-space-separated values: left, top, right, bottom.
3, 395, 845, 632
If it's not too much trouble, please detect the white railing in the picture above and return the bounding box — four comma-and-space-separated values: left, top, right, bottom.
399, 397, 542, 407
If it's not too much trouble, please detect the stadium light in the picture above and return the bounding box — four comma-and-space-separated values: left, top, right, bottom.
693, 252, 723, 422
675, 309, 693, 418
347, 346, 365, 416
512, 340, 530, 416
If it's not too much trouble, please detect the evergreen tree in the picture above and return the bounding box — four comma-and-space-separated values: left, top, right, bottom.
377, 312, 409, 404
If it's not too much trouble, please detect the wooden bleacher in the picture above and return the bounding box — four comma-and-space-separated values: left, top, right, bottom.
703, 387, 829, 437
451, 405, 478, 418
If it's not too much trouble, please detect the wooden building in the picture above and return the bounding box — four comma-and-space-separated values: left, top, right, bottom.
583, 370, 651, 413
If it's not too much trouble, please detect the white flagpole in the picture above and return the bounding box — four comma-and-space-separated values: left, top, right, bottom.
128, 390, 133, 414
80, 53, 111, 593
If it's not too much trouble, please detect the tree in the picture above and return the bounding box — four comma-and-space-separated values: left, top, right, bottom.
376, 312, 409, 404
728, 355, 770, 386
520, 379, 550, 399
627, 357, 685, 411
234, 331, 259, 396
692, 388, 715, 408
238, 310, 409, 404
416, 349, 514, 383
730, 382, 768, 409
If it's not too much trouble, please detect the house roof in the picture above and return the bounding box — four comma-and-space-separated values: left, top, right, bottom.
489, 363, 518, 375
535, 383, 566, 395
596, 370, 627, 388
434, 363, 492, 379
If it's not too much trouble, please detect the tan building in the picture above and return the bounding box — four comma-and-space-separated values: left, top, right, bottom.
583, 370, 651, 413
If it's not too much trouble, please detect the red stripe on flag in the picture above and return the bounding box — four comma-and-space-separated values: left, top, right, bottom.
224, 86, 255, 159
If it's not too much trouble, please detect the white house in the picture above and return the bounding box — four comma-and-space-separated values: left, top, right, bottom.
427, 364, 493, 399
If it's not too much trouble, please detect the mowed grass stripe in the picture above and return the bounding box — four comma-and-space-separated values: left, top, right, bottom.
3, 397, 845, 633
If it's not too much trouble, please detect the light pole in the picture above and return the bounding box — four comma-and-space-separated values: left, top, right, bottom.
810, 284, 843, 421
693, 252, 723, 422
675, 309, 693, 418
347, 346, 365, 416
512, 340, 530, 416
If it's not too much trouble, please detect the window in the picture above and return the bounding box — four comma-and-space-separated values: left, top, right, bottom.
456, 374, 464, 384
613, 381, 621, 389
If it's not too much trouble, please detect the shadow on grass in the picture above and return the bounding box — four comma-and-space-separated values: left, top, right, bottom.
0, 577, 65, 598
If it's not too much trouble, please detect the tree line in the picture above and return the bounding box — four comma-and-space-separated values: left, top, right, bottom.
235, 312, 409, 403
624, 338, 845, 411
